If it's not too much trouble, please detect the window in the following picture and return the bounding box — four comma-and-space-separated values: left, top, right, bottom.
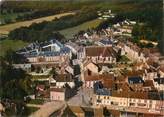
104, 96, 106, 99
149, 104, 152, 108
88, 69, 92, 76
137, 103, 146, 107
144, 100, 147, 103
97, 99, 101, 103
129, 103, 135, 106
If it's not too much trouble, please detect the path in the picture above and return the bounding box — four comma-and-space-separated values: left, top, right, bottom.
29, 101, 65, 117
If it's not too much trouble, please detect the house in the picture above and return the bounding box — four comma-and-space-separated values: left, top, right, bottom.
143, 80, 156, 91
144, 68, 158, 80
17, 39, 72, 63
98, 10, 115, 19
96, 95, 163, 115
117, 25, 133, 34
153, 78, 164, 91
80, 60, 99, 81
112, 82, 149, 99
83, 60, 99, 74
26, 47, 71, 63
50, 84, 72, 101
119, 41, 147, 62
84, 75, 101, 88
126, 76, 145, 92
112, 20, 136, 37
53, 73, 75, 88
84, 74, 114, 89
59, 59, 74, 75
13, 64, 31, 72
84, 46, 117, 64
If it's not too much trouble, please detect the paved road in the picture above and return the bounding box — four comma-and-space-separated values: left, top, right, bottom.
67, 87, 94, 106
29, 101, 65, 117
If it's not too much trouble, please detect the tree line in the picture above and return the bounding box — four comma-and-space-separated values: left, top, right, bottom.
8, 8, 98, 42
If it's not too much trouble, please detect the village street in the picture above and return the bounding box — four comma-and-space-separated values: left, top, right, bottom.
67, 87, 95, 106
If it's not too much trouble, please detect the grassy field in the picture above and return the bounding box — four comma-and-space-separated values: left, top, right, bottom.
59, 18, 105, 39
0, 12, 75, 35
0, 39, 28, 56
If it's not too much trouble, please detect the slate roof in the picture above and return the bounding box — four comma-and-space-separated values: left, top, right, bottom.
25, 47, 70, 57
96, 88, 111, 95
99, 39, 113, 45
128, 76, 144, 84
18, 39, 68, 57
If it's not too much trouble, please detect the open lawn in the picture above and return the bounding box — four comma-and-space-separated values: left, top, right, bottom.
59, 18, 105, 39
0, 12, 75, 35
0, 39, 28, 56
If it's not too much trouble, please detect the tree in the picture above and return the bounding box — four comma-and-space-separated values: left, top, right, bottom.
4, 49, 26, 64
0, 57, 34, 100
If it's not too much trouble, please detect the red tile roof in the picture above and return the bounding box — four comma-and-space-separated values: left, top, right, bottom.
143, 80, 154, 87
85, 46, 117, 58
112, 83, 149, 99
84, 74, 114, 89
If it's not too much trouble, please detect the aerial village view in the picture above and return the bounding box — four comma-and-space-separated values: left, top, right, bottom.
0, 0, 163, 117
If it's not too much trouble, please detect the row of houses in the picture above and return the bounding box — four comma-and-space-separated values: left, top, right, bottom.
96, 95, 163, 112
